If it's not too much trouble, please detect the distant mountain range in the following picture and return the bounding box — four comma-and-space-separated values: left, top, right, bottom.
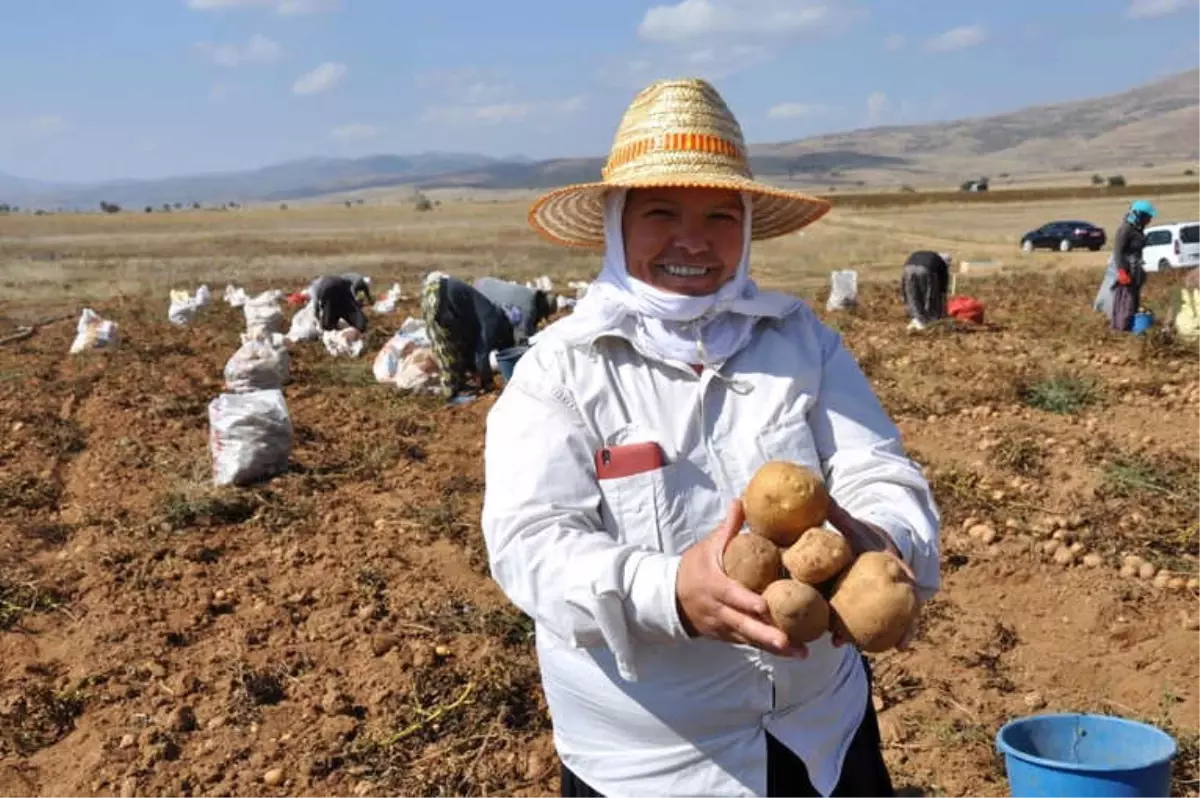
2, 69, 1196, 210
0, 153, 505, 210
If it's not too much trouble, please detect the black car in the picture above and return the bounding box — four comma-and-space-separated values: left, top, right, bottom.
1020, 220, 1107, 252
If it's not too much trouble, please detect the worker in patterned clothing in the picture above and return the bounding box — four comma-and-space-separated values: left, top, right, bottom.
420, 271, 515, 400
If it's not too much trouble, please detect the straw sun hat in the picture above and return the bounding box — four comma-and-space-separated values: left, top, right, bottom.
528, 77, 831, 249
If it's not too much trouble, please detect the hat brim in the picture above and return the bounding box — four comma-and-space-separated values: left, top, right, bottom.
528, 175, 832, 249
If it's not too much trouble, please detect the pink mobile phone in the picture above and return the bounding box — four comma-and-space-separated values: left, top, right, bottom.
594, 442, 665, 480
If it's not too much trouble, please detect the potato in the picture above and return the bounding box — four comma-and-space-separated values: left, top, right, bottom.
742, 460, 829, 547
763, 579, 830, 646
782, 528, 853, 586
723, 533, 783, 593
828, 552, 919, 653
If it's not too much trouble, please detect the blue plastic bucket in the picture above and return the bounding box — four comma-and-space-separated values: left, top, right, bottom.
494, 345, 529, 381
1131, 311, 1154, 335
996, 713, 1177, 797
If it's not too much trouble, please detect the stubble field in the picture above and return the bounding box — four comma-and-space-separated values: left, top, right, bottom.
1, 190, 1197, 797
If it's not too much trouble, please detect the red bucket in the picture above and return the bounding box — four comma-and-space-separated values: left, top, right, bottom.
948, 296, 985, 324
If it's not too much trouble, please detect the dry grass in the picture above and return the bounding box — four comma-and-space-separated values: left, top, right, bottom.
2, 192, 1196, 311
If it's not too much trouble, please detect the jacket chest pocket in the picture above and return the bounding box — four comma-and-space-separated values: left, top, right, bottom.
596, 459, 697, 557
741, 415, 825, 486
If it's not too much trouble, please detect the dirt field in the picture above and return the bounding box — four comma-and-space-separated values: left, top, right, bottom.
1, 195, 1198, 797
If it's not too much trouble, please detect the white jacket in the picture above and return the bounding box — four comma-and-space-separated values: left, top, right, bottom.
481, 302, 941, 797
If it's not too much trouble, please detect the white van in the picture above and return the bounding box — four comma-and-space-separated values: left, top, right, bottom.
1143, 222, 1200, 271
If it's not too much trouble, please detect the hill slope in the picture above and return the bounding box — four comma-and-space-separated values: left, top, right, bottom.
2, 69, 1196, 207
427, 69, 1198, 191
751, 68, 1198, 175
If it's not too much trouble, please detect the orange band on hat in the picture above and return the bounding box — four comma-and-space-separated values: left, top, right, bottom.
602, 132, 744, 177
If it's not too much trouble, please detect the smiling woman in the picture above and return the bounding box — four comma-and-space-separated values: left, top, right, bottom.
480, 78, 942, 798
621, 187, 744, 297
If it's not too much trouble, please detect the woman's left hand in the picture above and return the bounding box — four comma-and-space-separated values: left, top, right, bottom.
823, 499, 921, 651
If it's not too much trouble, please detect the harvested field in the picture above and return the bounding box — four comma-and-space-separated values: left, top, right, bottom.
0, 194, 1197, 797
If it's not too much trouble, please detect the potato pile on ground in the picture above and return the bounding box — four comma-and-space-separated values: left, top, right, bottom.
726, 460, 919, 652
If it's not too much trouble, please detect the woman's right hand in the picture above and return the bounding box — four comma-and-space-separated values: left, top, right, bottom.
675, 499, 808, 659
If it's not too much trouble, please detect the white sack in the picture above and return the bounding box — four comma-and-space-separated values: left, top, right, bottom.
244, 291, 285, 337
285, 301, 321, 343
224, 332, 290, 393
224, 285, 248, 308
372, 318, 439, 391
371, 283, 406, 314
826, 269, 859, 312
168, 285, 212, 326
69, 308, 119, 354
321, 327, 364, 358
208, 389, 293, 487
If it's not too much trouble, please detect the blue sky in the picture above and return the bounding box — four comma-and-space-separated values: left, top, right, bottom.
2, 0, 1197, 183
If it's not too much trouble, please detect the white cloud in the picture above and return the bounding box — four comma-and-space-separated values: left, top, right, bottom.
596, 58, 666, 89
924, 24, 987, 52
26, 115, 66, 137
420, 96, 586, 126
682, 44, 772, 78
421, 103, 531, 125
414, 68, 513, 103
1127, 0, 1194, 17
638, 0, 847, 42
556, 96, 587, 115
624, 1, 865, 82
331, 123, 379, 141
865, 91, 888, 123
209, 83, 231, 102
186, 0, 344, 13
766, 102, 830, 120
883, 33, 906, 51
274, 0, 343, 12
292, 62, 347, 95
194, 33, 281, 67
596, 43, 773, 86
414, 68, 582, 127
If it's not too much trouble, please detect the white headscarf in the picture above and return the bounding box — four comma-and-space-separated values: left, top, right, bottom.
536, 189, 801, 366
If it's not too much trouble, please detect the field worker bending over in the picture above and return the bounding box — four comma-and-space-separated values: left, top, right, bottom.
473, 276, 556, 344
341, 272, 374, 306
311, 275, 368, 333
420, 271, 515, 399
900, 250, 951, 331
481, 78, 939, 798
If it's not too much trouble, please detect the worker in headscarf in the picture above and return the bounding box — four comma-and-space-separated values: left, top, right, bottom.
472, 276, 556, 344
1108, 200, 1157, 332
481, 77, 939, 798
420, 271, 515, 399
900, 250, 951, 330
310, 275, 368, 333
341, 272, 374, 306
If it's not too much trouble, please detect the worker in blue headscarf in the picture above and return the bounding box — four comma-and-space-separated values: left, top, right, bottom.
1104, 199, 1157, 331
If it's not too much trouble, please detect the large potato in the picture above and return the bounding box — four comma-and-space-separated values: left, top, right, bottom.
782, 528, 853, 586
763, 579, 829, 646
743, 460, 829, 547
724, 534, 783, 593
828, 552, 919, 653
